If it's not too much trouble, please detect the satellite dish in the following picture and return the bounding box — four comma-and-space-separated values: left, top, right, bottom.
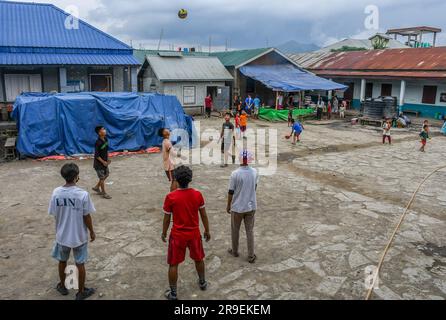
178, 9, 188, 19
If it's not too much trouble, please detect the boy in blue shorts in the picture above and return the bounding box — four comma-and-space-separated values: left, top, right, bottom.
49, 163, 97, 300
289, 118, 304, 145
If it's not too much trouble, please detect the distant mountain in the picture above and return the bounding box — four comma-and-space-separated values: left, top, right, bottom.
276, 40, 320, 54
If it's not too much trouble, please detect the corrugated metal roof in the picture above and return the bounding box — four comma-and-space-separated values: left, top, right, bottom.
0, 1, 130, 50
314, 70, 446, 79
146, 56, 233, 81
211, 48, 272, 67
0, 52, 140, 66
288, 52, 335, 69
309, 47, 446, 71
289, 47, 446, 79
316, 37, 408, 53
133, 49, 209, 65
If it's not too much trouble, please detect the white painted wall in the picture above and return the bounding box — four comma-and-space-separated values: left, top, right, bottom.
340, 78, 446, 106
162, 81, 225, 107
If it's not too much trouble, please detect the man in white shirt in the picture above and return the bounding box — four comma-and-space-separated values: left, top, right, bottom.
226, 150, 259, 263
49, 163, 96, 300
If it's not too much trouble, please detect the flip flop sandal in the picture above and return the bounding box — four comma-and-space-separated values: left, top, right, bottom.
248, 255, 257, 264
198, 280, 208, 291
56, 283, 69, 296
102, 194, 112, 200
92, 187, 101, 194
228, 249, 239, 257
75, 288, 96, 300
164, 290, 178, 301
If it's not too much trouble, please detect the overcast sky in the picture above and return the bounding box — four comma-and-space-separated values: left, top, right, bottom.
15, 0, 446, 50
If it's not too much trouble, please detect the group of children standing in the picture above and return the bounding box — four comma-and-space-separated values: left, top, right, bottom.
382, 118, 431, 152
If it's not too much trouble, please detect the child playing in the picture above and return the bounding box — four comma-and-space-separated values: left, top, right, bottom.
339, 101, 346, 119
162, 166, 211, 300
419, 124, 430, 152
92, 126, 112, 199
158, 128, 178, 192
289, 118, 304, 145
49, 163, 96, 300
382, 119, 392, 145
240, 111, 248, 137
220, 113, 235, 168
235, 112, 241, 139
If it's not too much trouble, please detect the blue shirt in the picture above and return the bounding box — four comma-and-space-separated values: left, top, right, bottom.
253, 98, 261, 108
245, 98, 253, 108
292, 122, 303, 134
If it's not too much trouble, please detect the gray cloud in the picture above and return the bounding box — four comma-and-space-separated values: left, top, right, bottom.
15, 0, 446, 49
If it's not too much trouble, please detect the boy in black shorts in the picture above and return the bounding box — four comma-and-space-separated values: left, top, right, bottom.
92, 126, 112, 199
220, 113, 235, 168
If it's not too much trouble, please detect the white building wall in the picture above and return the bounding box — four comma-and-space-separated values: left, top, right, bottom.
162, 81, 225, 107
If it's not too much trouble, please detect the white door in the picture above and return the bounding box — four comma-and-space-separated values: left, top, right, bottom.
4, 74, 42, 101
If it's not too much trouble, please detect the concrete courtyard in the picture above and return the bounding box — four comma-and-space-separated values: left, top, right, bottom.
0, 117, 445, 300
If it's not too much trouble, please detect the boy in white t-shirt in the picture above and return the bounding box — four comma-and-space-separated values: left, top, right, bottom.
49, 163, 96, 300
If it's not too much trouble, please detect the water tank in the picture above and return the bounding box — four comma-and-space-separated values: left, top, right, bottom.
382, 96, 397, 119
363, 98, 385, 119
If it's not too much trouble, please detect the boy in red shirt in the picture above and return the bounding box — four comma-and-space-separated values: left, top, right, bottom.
162, 166, 211, 300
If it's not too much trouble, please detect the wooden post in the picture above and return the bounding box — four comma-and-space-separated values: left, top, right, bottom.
275, 91, 279, 110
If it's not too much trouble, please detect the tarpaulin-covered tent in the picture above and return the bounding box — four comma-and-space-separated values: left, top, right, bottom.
12, 92, 195, 158
239, 64, 348, 92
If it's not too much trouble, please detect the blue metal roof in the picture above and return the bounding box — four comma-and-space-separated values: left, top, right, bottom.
0, 52, 140, 66
239, 65, 348, 92
0, 1, 130, 49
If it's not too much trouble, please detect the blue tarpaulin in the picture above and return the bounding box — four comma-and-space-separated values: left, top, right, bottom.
12, 92, 195, 158
239, 64, 348, 92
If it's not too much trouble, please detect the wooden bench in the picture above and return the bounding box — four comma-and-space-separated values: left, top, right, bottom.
403, 110, 420, 117
4, 137, 16, 160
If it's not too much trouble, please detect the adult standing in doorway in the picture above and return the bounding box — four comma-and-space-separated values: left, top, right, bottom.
227, 150, 259, 264
205, 94, 213, 118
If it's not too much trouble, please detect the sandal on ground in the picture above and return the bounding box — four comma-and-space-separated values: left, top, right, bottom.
248, 255, 257, 264
198, 280, 208, 291
164, 289, 178, 301
92, 187, 101, 194
75, 288, 96, 300
228, 249, 239, 257
102, 193, 112, 200
56, 283, 69, 296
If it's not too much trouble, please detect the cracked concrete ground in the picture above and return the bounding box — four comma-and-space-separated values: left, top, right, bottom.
0, 117, 445, 300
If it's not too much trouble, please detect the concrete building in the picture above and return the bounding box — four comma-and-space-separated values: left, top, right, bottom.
135, 50, 233, 113
289, 47, 446, 118
0, 1, 140, 119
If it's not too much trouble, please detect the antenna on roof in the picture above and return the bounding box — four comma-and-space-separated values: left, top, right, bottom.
209, 35, 212, 53
157, 28, 164, 51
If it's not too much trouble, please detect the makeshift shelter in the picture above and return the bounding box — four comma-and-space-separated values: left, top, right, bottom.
12, 92, 195, 158
239, 65, 348, 92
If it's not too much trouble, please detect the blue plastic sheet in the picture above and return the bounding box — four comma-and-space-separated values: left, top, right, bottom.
12, 92, 195, 158
239, 64, 348, 92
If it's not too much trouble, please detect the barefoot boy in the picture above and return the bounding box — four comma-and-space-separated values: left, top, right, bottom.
49, 163, 96, 300
162, 166, 211, 300
289, 118, 304, 145
92, 126, 112, 199
220, 112, 235, 168
419, 124, 430, 152
159, 128, 179, 192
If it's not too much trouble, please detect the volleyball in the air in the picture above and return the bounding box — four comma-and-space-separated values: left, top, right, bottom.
178, 9, 188, 19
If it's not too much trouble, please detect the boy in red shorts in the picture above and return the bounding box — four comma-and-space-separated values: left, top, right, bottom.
162, 166, 211, 300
